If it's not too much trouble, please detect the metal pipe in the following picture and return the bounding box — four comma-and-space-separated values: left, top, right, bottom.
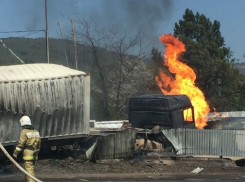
0, 142, 43, 182
57, 22, 69, 67
70, 18, 78, 70
45, 0, 50, 63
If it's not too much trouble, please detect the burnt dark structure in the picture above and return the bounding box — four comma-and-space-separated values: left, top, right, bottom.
129, 94, 195, 129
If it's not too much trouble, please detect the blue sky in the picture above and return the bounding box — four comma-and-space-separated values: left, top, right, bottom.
0, 0, 244, 61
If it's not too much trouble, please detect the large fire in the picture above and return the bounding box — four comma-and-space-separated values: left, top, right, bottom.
155, 34, 210, 129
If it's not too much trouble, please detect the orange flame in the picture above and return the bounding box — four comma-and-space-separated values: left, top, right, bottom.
213, 107, 226, 118
155, 34, 210, 129
213, 107, 219, 116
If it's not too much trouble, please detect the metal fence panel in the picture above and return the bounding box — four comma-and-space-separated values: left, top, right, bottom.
162, 129, 245, 157
233, 130, 245, 157
209, 129, 221, 156
95, 129, 137, 160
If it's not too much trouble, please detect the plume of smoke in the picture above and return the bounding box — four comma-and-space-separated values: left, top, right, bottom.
92, 0, 173, 52
8, 0, 173, 52
124, 0, 172, 34
98, 0, 172, 32
15, 0, 44, 30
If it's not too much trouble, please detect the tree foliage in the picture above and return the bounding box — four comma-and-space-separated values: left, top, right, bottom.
174, 9, 245, 111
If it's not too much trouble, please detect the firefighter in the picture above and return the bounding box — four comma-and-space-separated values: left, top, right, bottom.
13, 115, 41, 182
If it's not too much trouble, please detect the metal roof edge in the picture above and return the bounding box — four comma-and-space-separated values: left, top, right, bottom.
0, 63, 87, 82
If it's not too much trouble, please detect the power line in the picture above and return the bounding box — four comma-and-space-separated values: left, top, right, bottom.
0, 39, 24, 64
20, 31, 44, 38
0, 30, 45, 34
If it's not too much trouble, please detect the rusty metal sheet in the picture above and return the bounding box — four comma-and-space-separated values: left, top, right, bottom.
0, 64, 90, 146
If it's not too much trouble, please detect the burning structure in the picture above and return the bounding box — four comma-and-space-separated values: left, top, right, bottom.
130, 34, 245, 131
155, 34, 210, 129
150, 35, 245, 157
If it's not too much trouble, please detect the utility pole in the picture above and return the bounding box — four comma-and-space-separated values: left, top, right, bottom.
45, 0, 50, 63
57, 22, 69, 67
70, 18, 78, 70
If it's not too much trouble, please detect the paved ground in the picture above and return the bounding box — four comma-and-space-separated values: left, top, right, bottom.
2, 173, 245, 182
2, 154, 245, 182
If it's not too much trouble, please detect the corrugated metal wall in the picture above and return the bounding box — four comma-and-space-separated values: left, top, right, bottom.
0, 74, 90, 146
162, 129, 245, 157
95, 129, 136, 160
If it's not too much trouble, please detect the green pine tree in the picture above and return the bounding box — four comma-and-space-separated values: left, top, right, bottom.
174, 9, 245, 111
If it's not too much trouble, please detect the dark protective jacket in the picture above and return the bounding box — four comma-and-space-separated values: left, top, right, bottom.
14, 125, 41, 160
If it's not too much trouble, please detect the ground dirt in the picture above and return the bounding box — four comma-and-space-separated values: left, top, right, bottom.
34, 157, 244, 174
1, 154, 245, 177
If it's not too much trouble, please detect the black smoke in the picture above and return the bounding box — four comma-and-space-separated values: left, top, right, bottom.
96, 0, 173, 36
